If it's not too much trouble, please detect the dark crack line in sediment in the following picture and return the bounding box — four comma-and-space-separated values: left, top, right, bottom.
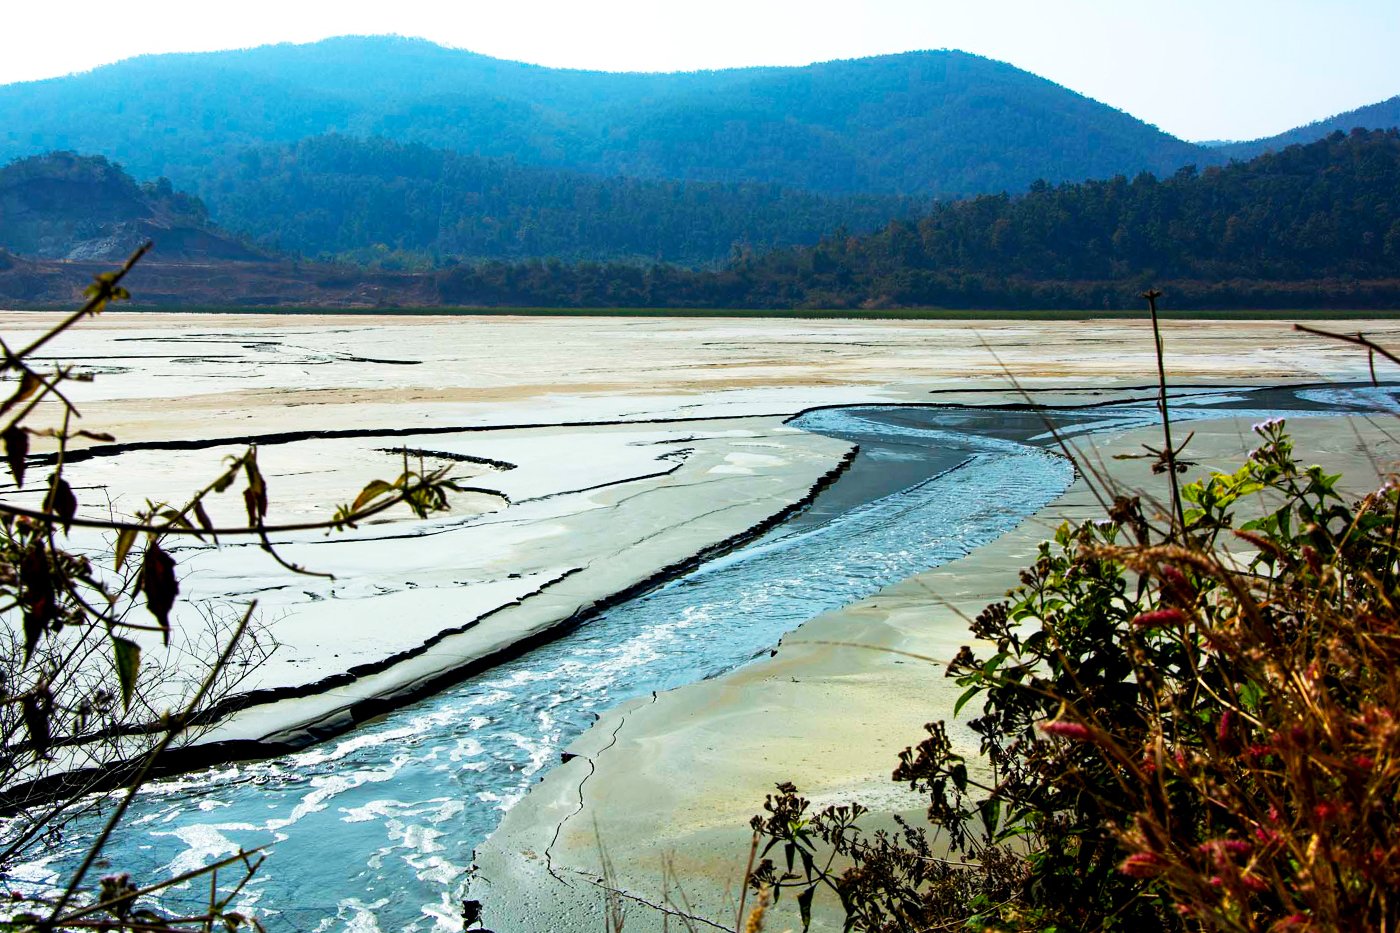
36, 413, 798, 467
374, 447, 518, 471
514, 460, 688, 504
558, 869, 734, 933
785, 379, 1400, 426
542, 704, 639, 884
537, 693, 730, 932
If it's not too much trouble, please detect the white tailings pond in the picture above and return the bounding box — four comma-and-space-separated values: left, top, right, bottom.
7, 382, 1390, 932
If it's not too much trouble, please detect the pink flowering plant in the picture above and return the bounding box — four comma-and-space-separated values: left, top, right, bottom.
753, 416, 1400, 931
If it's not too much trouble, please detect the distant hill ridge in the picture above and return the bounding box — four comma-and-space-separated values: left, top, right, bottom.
1218, 95, 1400, 160
0, 36, 1207, 197
199, 133, 925, 265
4, 37, 1395, 205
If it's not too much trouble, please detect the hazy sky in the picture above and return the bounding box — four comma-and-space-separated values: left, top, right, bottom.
5, 0, 1398, 141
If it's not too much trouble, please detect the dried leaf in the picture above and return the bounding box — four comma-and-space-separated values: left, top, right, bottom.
193, 499, 217, 542
242, 457, 268, 525
19, 544, 56, 661
47, 474, 77, 533
21, 687, 50, 759
3, 424, 28, 487
112, 636, 141, 711
0, 370, 42, 418
140, 543, 178, 643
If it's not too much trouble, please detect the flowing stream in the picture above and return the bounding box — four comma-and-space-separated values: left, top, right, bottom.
8, 388, 1388, 931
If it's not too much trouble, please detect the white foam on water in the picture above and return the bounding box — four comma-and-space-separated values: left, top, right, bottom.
152, 823, 256, 877
317, 897, 392, 933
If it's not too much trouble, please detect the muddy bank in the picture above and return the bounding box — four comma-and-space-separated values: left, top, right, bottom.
471, 411, 1400, 933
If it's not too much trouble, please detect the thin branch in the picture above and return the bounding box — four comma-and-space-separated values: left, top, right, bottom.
0, 482, 508, 537
46, 604, 255, 925
1294, 323, 1400, 377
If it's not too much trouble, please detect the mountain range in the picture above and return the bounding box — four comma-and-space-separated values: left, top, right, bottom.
7, 35, 1393, 204
4, 131, 1398, 311
0, 36, 1397, 282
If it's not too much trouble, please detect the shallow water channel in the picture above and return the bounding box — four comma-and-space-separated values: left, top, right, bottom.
11, 387, 1389, 931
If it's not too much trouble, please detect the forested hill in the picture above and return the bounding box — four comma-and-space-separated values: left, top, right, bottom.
0, 152, 261, 261
728, 129, 1400, 302
0, 36, 1207, 197
199, 135, 921, 265
4, 131, 1399, 311
433, 130, 1400, 310
1218, 96, 1400, 161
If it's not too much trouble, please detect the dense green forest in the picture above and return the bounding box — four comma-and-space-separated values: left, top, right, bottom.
199, 135, 921, 265
0, 36, 1212, 197
432, 130, 1400, 309
3, 132, 1399, 310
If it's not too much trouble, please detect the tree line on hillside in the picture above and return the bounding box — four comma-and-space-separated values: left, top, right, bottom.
197, 135, 923, 266
3, 130, 1400, 310
433, 130, 1400, 310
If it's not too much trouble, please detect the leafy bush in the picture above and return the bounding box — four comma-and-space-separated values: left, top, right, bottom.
0, 248, 471, 930
754, 415, 1400, 931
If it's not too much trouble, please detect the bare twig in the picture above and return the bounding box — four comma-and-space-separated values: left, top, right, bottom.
46, 604, 256, 924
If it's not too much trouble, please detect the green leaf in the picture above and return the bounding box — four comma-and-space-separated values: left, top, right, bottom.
113, 637, 141, 710
953, 684, 982, 717
351, 479, 396, 512
978, 798, 1002, 838
113, 527, 137, 570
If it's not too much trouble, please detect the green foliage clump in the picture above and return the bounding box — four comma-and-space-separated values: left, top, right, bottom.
753, 418, 1400, 931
